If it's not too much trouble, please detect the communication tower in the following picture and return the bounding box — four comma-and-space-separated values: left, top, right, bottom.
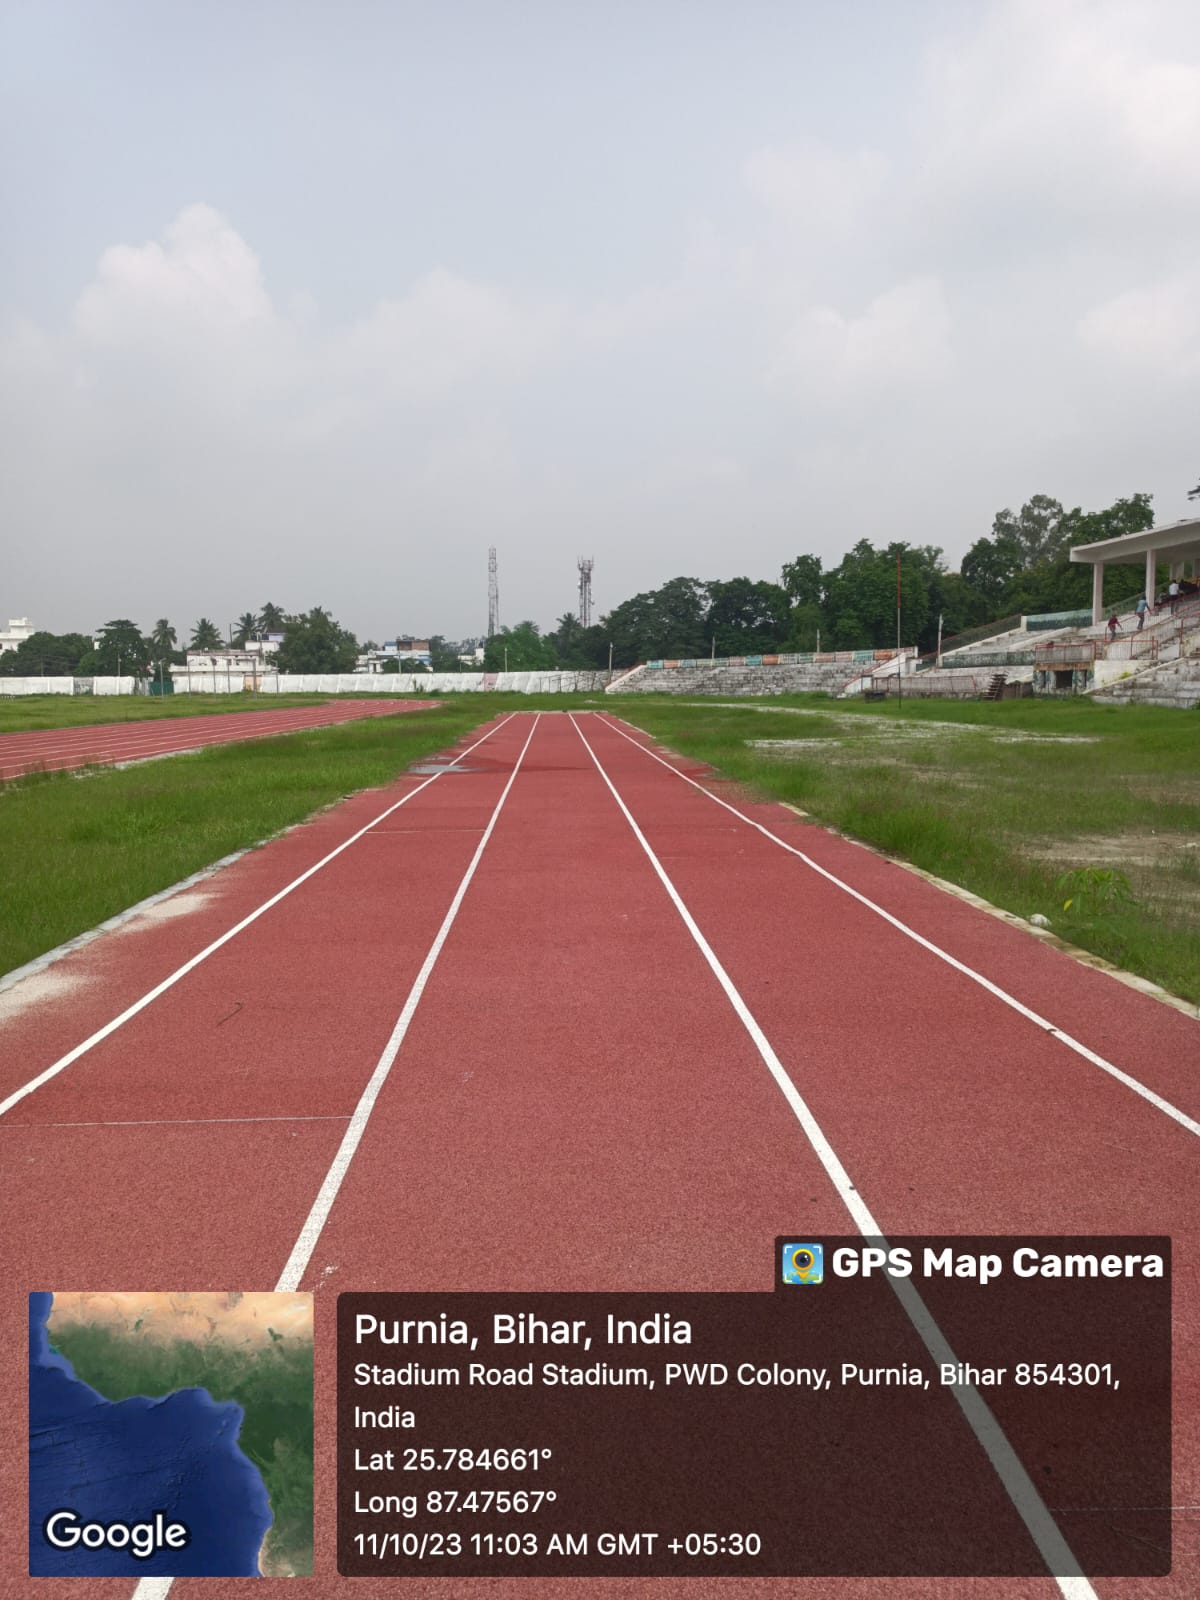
577, 557, 594, 628
487, 547, 500, 637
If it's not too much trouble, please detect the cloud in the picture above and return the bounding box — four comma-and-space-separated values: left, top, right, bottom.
1077, 270, 1200, 375
332, 269, 568, 401
916, 0, 1200, 237
74, 204, 275, 346
774, 277, 953, 406
745, 141, 888, 237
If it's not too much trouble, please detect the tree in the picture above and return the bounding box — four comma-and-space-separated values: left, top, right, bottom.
0, 631, 93, 677
483, 621, 557, 671
991, 494, 1074, 567
961, 533, 1024, 611
191, 618, 222, 650
820, 541, 934, 651
233, 611, 260, 646
90, 619, 150, 675
705, 577, 791, 655
274, 607, 358, 673
603, 577, 709, 664
259, 602, 286, 632
428, 635, 463, 672
150, 618, 178, 659
780, 553, 822, 608
1188, 479, 1199, 501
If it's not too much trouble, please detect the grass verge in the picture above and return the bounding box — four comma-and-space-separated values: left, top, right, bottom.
611, 694, 1200, 1006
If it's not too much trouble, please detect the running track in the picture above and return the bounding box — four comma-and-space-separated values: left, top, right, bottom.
0, 699, 439, 780
2, 711, 1195, 1598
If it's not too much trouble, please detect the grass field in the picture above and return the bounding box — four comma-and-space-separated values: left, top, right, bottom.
612, 694, 1200, 1006
0, 691, 403, 733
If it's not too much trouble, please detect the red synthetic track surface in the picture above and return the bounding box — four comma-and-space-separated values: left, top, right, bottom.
0, 699, 439, 780
2, 711, 1195, 1600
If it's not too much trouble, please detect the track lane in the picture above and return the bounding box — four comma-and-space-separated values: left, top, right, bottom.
0, 699, 438, 780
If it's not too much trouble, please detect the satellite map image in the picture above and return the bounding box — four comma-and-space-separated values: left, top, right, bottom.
29, 1290, 313, 1577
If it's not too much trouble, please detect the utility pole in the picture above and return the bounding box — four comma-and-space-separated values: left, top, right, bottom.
896, 550, 903, 710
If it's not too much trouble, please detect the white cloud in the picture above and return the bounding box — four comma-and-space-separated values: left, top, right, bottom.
333, 269, 568, 400
917, 0, 1200, 234
1077, 270, 1200, 374
745, 141, 888, 237
74, 204, 274, 345
774, 277, 953, 406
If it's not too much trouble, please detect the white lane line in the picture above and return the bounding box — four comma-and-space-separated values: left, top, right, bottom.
0, 714, 517, 1121
569, 713, 1097, 1600
598, 714, 1200, 1142
129, 714, 540, 1600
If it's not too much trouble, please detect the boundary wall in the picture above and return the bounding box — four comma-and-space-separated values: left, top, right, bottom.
0, 672, 611, 697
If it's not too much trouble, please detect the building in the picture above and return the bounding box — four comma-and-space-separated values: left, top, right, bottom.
358, 638, 433, 673
0, 618, 34, 654
171, 648, 272, 687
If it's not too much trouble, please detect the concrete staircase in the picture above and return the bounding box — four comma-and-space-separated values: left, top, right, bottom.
610, 661, 861, 696
1090, 653, 1200, 709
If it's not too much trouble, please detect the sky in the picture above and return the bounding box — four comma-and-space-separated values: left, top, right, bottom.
2, 0, 1198, 643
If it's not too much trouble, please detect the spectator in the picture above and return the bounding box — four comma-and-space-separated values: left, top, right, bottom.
1169, 579, 1180, 613
1135, 595, 1149, 631
1107, 613, 1122, 643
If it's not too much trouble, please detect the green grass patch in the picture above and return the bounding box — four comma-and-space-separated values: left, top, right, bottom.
613, 694, 1200, 1004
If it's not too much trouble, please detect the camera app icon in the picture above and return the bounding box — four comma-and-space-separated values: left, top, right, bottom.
781, 1242, 824, 1285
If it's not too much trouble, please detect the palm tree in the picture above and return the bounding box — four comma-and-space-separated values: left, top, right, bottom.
150, 618, 177, 660
259, 602, 286, 632
191, 618, 223, 650
233, 611, 260, 646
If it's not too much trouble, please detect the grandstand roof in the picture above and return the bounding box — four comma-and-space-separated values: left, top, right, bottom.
1070, 516, 1200, 568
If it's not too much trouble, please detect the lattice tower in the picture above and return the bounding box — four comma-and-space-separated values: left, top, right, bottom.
577, 557, 594, 628
487, 546, 500, 637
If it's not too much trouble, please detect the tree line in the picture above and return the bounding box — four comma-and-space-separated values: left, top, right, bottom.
1, 489, 1165, 679
490, 490, 1158, 670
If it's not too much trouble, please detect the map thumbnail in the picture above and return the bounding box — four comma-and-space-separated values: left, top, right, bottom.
29, 1290, 313, 1577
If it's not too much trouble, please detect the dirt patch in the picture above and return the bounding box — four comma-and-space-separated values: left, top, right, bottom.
1022, 831, 1200, 870
115, 890, 213, 929
0, 968, 88, 1026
